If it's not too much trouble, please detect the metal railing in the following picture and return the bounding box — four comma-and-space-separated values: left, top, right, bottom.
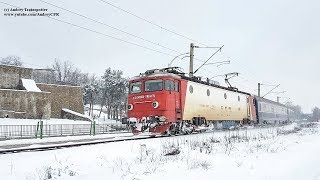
0, 123, 129, 140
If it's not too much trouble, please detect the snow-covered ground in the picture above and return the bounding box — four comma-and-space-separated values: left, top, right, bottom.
84, 104, 123, 124
0, 132, 133, 149
0, 122, 319, 180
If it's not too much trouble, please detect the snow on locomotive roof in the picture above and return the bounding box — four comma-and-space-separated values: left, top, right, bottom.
130, 67, 182, 81
130, 72, 181, 81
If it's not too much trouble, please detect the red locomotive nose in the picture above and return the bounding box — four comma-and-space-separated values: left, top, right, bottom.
127, 76, 181, 124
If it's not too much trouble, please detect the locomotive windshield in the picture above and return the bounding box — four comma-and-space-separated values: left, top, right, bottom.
145, 79, 163, 92
129, 82, 142, 94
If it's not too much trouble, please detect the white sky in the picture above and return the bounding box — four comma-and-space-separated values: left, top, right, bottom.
0, 0, 319, 113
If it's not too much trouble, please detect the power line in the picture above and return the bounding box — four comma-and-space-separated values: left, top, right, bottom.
50, 17, 177, 57
1, 2, 231, 83
98, 0, 208, 46
39, 0, 212, 65
193, 45, 224, 74
39, 0, 183, 54
0, 1, 179, 58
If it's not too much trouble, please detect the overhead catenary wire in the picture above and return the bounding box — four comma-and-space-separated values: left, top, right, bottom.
49, 17, 178, 57
1, 1, 263, 95
98, 0, 208, 46
0, 1, 260, 95
0, 1, 181, 58
193, 45, 224, 74
39, 0, 183, 55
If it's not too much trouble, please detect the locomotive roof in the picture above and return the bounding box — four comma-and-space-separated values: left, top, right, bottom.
131, 67, 251, 96
129, 72, 181, 81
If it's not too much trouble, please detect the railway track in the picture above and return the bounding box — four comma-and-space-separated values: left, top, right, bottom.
0, 129, 219, 155
0, 135, 160, 155
0, 123, 292, 155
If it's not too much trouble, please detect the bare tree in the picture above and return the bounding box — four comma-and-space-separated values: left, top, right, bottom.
1, 55, 23, 66
51, 59, 85, 86
33, 69, 56, 84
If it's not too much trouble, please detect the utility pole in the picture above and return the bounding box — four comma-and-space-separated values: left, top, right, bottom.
277, 96, 280, 103
258, 83, 261, 97
189, 43, 194, 77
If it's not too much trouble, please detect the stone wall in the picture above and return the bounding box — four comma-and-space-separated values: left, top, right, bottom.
0, 89, 51, 119
0, 65, 33, 89
36, 83, 84, 118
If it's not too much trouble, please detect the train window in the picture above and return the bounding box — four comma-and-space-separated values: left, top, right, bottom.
164, 80, 174, 91
174, 82, 179, 92
224, 93, 227, 99
238, 96, 240, 101
145, 79, 163, 92
129, 82, 142, 94
207, 89, 210, 96
189, 85, 193, 93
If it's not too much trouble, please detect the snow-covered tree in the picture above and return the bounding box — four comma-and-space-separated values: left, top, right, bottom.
1, 55, 23, 66
286, 102, 303, 120
100, 68, 128, 120
83, 83, 99, 117
312, 107, 320, 121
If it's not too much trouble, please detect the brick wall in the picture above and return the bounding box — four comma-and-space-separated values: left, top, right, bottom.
36, 83, 84, 118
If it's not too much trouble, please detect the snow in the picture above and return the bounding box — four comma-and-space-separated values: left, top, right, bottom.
20, 78, 42, 92
0, 132, 134, 150
84, 105, 123, 124
62, 108, 92, 121
0, 123, 319, 180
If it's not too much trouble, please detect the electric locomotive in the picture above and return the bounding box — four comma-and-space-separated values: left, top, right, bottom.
127, 67, 258, 135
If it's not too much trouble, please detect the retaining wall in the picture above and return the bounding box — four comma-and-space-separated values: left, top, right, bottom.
0, 89, 51, 119
37, 83, 84, 118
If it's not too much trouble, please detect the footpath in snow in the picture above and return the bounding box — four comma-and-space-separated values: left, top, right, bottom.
0, 122, 319, 180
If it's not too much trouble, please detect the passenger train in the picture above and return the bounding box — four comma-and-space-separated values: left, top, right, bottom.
126, 67, 292, 135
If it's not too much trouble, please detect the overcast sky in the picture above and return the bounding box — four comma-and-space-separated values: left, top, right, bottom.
1, 0, 319, 113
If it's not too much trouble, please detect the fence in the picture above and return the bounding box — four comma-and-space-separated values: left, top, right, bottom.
0, 122, 129, 140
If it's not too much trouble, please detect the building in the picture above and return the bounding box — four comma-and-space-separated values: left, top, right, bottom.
0, 64, 84, 119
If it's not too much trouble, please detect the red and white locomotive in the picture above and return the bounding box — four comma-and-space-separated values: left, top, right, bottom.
127, 67, 260, 135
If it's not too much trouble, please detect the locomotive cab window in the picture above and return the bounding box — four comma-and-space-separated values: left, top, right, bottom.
174, 81, 179, 92
129, 82, 142, 94
145, 79, 163, 92
164, 80, 174, 91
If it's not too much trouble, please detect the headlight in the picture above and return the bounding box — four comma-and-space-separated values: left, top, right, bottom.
152, 101, 159, 108
128, 104, 133, 110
